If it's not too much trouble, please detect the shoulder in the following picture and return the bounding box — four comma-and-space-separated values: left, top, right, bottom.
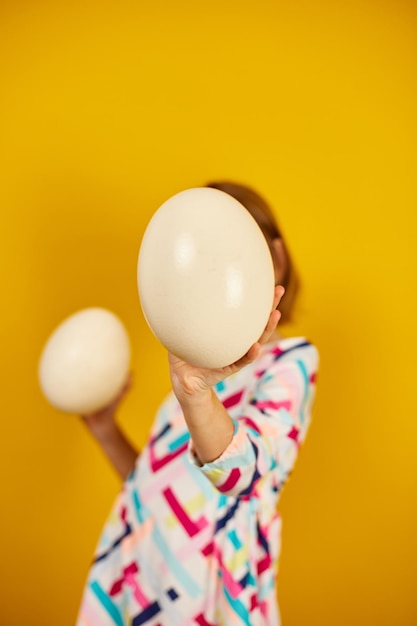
227, 336, 319, 430
251, 337, 319, 408
259, 336, 319, 373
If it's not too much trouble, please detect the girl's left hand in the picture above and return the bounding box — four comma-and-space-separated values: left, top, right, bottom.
169, 285, 285, 400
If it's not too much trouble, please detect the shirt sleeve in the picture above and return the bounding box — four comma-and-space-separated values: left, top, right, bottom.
188, 346, 319, 498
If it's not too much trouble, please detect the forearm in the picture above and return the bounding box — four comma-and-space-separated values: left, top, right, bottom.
168, 288, 284, 464
84, 421, 139, 480
178, 387, 235, 464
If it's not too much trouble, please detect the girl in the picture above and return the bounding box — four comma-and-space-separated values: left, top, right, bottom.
77, 181, 318, 625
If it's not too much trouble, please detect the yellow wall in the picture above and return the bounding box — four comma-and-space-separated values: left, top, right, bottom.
0, 1, 416, 624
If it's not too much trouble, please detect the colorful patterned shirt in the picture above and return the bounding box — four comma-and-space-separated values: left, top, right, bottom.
77, 336, 318, 626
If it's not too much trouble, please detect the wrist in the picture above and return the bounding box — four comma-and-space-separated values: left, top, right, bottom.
174, 385, 213, 410
83, 415, 120, 444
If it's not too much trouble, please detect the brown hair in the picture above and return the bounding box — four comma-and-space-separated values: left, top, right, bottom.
206, 181, 299, 323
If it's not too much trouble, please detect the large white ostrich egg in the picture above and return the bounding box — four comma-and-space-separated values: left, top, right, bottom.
39, 308, 130, 413
137, 187, 275, 368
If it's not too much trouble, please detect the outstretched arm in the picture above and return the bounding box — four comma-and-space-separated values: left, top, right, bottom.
81, 374, 139, 480
169, 286, 285, 464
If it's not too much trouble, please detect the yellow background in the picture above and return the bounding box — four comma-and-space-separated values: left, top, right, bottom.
0, 1, 416, 624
